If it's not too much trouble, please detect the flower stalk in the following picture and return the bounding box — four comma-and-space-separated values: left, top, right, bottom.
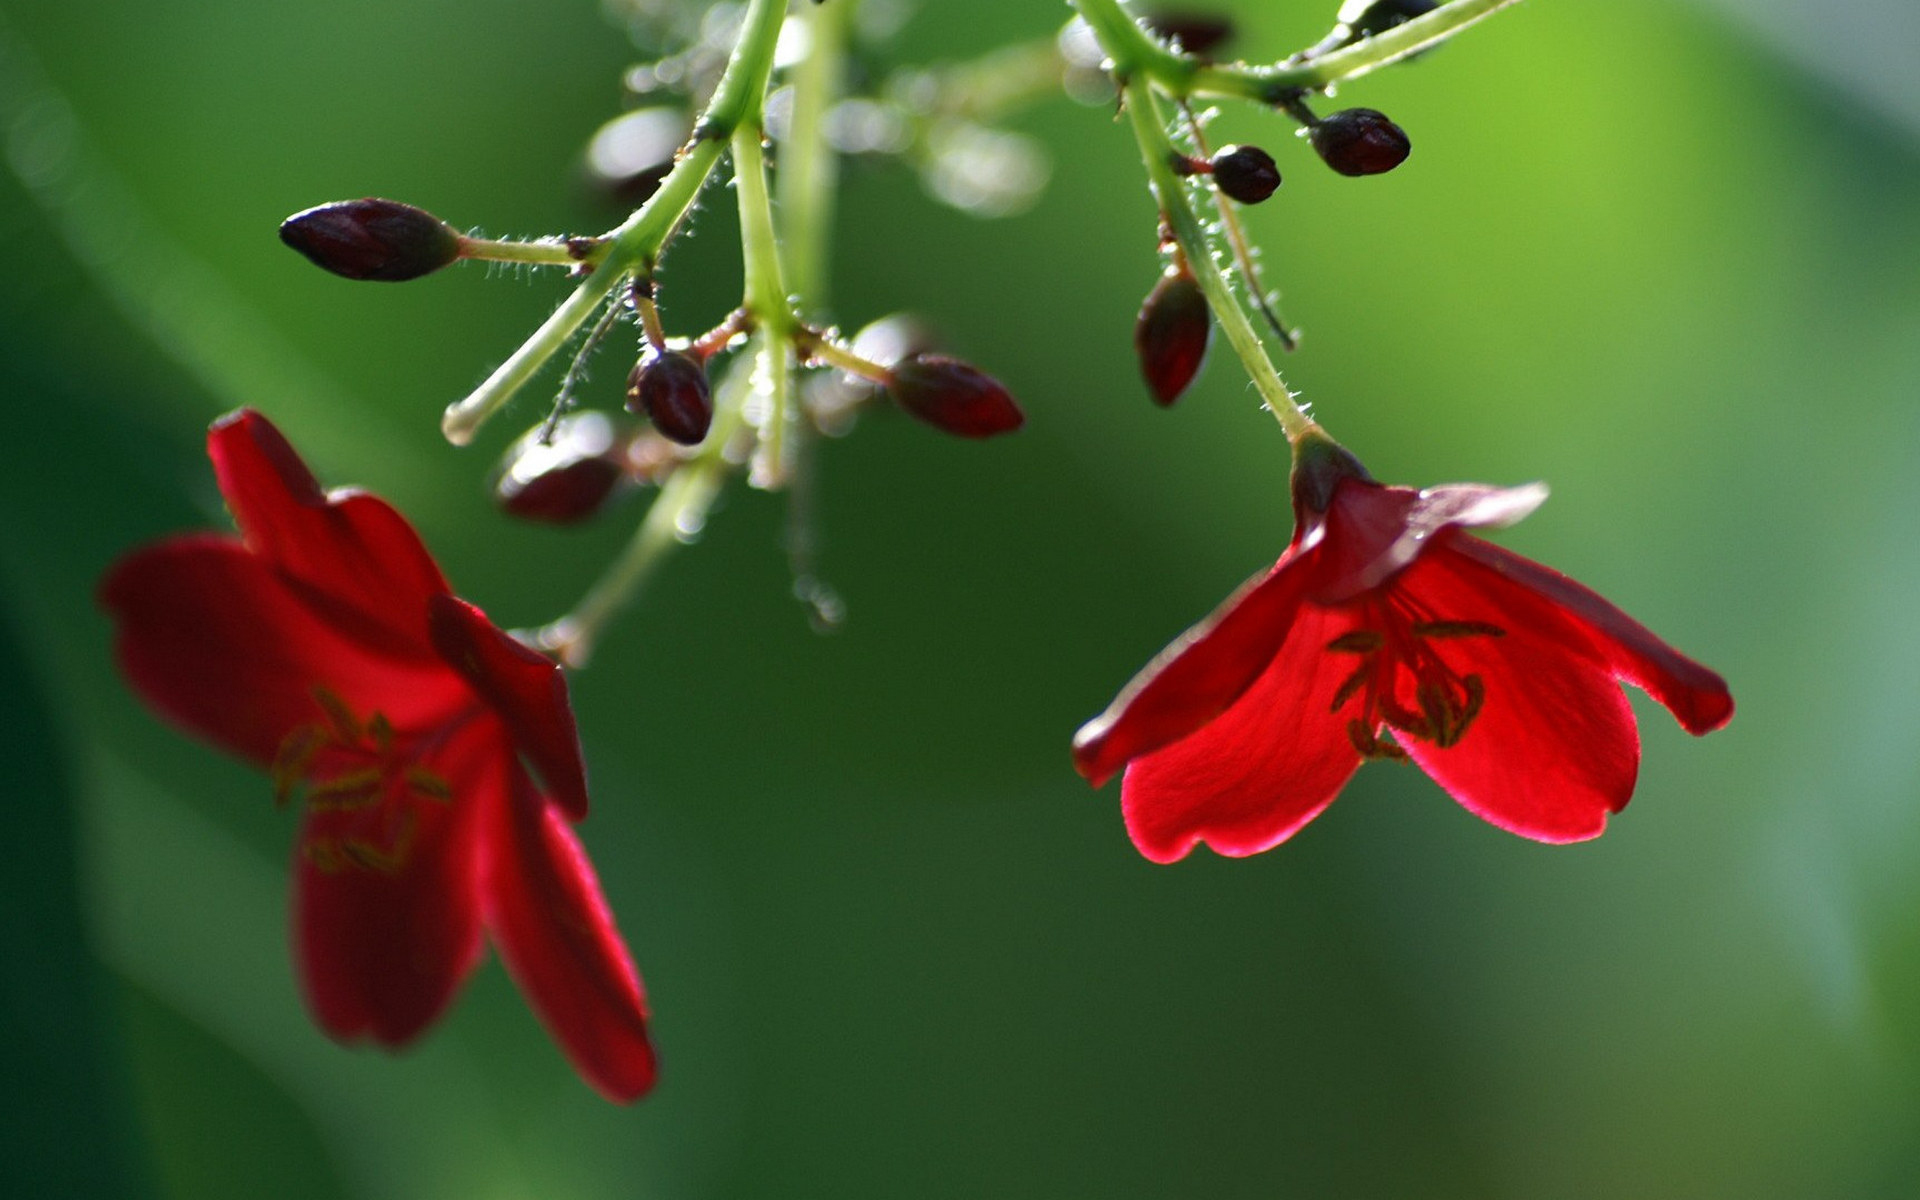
1072, 0, 1524, 104
1120, 82, 1314, 442
440, 0, 789, 446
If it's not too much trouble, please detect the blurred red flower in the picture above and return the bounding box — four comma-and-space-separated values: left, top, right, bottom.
1073, 439, 1734, 861
101, 410, 656, 1101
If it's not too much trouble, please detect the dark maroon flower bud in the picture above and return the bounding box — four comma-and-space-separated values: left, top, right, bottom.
1208, 145, 1281, 204
886, 354, 1024, 438
1142, 12, 1235, 56
492, 412, 626, 525
278, 199, 462, 282
1134, 267, 1212, 406
1344, 0, 1438, 38
1310, 108, 1412, 176
626, 350, 713, 445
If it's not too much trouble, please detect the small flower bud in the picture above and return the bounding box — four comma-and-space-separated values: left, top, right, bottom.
278, 199, 462, 282
1141, 12, 1236, 57
1310, 108, 1412, 177
886, 354, 1024, 438
493, 412, 626, 525
1208, 145, 1281, 204
626, 350, 714, 445
1134, 268, 1212, 406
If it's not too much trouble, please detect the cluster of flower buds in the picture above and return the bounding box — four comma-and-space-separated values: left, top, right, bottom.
277, 192, 1023, 468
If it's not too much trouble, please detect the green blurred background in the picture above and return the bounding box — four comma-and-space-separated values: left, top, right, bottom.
2, 0, 1917, 1196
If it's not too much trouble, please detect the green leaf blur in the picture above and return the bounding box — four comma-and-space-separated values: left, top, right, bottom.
1, 0, 1915, 1195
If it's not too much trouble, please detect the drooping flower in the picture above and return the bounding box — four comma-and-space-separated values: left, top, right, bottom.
100, 410, 656, 1101
1072, 433, 1733, 862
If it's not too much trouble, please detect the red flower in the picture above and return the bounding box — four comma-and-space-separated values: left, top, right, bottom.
1072, 437, 1733, 861
100, 410, 656, 1101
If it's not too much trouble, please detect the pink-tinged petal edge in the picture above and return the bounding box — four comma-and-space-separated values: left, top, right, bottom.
484, 767, 656, 1103
293, 720, 493, 1046
1446, 536, 1733, 736
428, 594, 591, 821
1393, 547, 1640, 843
1121, 600, 1361, 862
1308, 478, 1550, 604
100, 535, 467, 766
208, 409, 450, 656
1073, 548, 1320, 788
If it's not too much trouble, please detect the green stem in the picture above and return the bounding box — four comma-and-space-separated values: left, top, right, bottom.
457, 236, 601, 268
802, 334, 888, 382
1074, 0, 1522, 103
439, 0, 789, 445
1071, 0, 1193, 91
1198, 0, 1524, 99
777, 0, 849, 310
1122, 84, 1312, 441
734, 122, 798, 486
1177, 103, 1294, 351
733, 127, 792, 334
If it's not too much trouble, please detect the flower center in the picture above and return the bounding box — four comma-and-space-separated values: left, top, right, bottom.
1325, 597, 1504, 761
269, 686, 457, 875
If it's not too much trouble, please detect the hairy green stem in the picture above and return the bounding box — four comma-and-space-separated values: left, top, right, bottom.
1197, 0, 1524, 99
734, 124, 798, 486
457, 236, 599, 268
1074, 0, 1523, 103
1122, 84, 1312, 440
440, 0, 788, 445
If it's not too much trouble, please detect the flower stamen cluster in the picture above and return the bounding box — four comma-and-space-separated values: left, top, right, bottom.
1326, 610, 1504, 758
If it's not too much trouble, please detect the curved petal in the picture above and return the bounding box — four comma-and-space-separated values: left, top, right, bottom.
483, 768, 656, 1102
1073, 548, 1320, 788
100, 535, 468, 765
1445, 535, 1734, 735
428, 594, 589, 820
209, 410, 449, 657
292, 717, 494, 1046
1310, 479, 1549, 604
1121, 600, 1361, 862
1395, 547, 1640, 843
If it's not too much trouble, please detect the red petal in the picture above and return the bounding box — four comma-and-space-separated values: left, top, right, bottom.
1120, 601, 1361, 862
209, 410, 449, 656
1310, 478, 1548, 604
1073, 549, 1320, 787
484, 768, 656, 1102
293, 718, 493, 1046
1444, 536, 1734, 736
1395, 546, 1640, 842
428, 594, 590, 821
100, 536, 467, 765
